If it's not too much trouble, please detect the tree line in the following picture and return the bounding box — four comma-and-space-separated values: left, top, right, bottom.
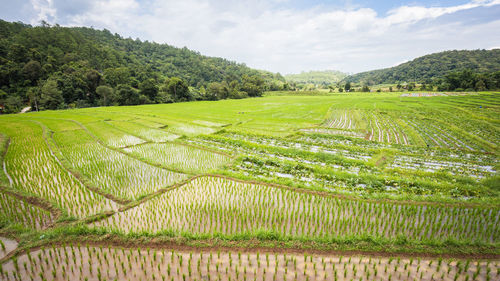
0, 20, 285, 113
343, 49, 500, 86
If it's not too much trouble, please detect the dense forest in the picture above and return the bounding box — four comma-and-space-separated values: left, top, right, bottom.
0, 20, 286, 113
343, 49, 500, 85
284, 70, 347, 86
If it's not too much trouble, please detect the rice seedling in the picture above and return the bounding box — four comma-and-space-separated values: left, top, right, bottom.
93, 176, 500, 243
0, 120, 116, 217
53, 129, 188, 200
84, 121, 145, 148
107, 120, 179, 142
0, 193, 54, 230
125, 142, 231, 173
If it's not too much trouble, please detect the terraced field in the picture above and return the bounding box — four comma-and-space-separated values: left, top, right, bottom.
1, 245, 498, 281
0, 92, 498, 280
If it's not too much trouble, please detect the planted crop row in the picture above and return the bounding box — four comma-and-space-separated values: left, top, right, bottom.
323, 110, 364, 130
232, 155, 489, 197
107, 120, 179, 142
2, 245, 498, 281
300, 128, 366, 138
204, 132, 374, 164
432, 107, 499, 150
0, 120, 116, 218
365, 112, 411, 145
125, 114, 218, 136
85, 121, 145, 148
125, 143, 231, 174
93, 177, 500, 243
404, 117, 478, 151
53, 129, 187, 201
0, 192, 54, 230
390, 155, 496, 179
208, 132, 494, 197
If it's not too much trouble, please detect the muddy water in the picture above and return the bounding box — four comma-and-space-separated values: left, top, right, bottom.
0, 237, 18, 260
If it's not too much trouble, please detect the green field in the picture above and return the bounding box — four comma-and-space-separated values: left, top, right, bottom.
0, 92, 499, 280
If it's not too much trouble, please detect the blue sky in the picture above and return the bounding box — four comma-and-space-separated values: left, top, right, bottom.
1, 0, 499, 74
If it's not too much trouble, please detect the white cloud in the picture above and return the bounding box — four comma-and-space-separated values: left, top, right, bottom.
31, 0, 500, 74
30, 0, 57, 24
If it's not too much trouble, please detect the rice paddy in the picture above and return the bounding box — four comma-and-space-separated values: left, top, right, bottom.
1, 245, 498, 281
124, 143, 231, 173
53, 129, 188, 200
0, 92, 498, 280
0, 120, 117, 218
93, 176, 499, 243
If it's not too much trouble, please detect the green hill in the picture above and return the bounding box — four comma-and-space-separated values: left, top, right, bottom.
0, 20, 284, 112
285, 70, 347, 85
344, 49, 500, 85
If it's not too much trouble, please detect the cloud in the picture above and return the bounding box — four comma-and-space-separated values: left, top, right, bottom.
30, 0, 57, 23
21, 0, 500, 73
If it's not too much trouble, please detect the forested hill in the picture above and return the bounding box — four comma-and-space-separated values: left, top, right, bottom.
343, 49, 500, 85
285, 70, 347, 85
0, 20, 284, 113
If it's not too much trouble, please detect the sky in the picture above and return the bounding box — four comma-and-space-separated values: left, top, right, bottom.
1, 0, 499, 74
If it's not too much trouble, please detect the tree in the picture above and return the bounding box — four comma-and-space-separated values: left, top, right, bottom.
2, 95, 23, 113
22, 60, 42, 84
408, 83, 415, 91
116, 84, 140, 105
240, 75, 265, 97
40, 78, 63, 109
8, 43, 28, 62
361, 85, 370, 92
85, 69, 101, 93
0, 90, 22, 113
103, 67, 131, 87
165, 77, 190, 101
96, 85, 116, 106
344, 82, 351, 92
206, 82, 224, 101
26, 87, 40, 111
475, 80, 486, 91
139, 78, 159, 100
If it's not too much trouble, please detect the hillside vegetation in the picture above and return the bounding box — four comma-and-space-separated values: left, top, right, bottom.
0, 20, 285, 113
344, 49, 500, 85
285, 70, 347, 85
